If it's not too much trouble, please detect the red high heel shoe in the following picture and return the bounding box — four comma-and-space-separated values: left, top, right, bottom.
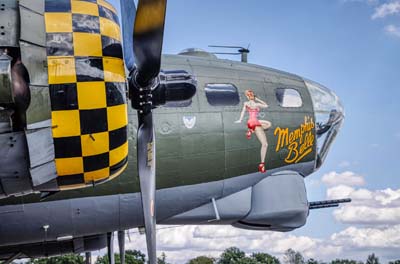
258, 163, 266, 173
246, 129, 252, 139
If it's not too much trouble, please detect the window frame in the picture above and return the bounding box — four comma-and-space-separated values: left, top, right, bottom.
275, 87, 303, 108
204, 83, 241, 107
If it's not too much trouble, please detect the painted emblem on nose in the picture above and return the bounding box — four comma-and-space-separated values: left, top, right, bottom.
235, 89, 271, 173
183, 116, 196, 129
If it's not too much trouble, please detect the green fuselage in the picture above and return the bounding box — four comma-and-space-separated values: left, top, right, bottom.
0, 53, 316, 206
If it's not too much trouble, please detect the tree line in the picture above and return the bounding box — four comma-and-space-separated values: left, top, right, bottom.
24, 247, 400, 264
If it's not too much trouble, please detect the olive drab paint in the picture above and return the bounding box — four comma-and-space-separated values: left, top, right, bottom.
0, 1, 325, 205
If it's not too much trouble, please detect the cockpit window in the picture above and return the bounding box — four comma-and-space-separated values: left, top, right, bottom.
275, 88, 303, 107
205, 83, 240, 106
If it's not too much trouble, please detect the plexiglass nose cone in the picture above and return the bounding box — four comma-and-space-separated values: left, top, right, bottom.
305, 79, 344, 169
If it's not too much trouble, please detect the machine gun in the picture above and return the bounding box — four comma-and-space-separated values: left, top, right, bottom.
309, 198, 351, 210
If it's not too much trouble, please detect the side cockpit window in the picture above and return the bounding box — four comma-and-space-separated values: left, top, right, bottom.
205, 83, 240, 106
275, 88, 303, 107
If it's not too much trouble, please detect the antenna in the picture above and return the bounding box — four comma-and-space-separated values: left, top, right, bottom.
208, 44, 250, 63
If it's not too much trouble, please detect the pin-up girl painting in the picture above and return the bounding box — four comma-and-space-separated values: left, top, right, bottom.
235, 90, 271, 173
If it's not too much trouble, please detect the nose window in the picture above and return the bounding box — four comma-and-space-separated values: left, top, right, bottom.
306, 80, 344, 130
306, 81, 343, 114
305, 80, 344, 169
275, 88, 303, 107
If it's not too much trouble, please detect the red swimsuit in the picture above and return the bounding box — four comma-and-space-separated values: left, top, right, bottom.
245, 105, 267, 173
246, 106, 262, 131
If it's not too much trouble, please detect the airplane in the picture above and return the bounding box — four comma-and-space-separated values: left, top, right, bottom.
0, 0, 349, 263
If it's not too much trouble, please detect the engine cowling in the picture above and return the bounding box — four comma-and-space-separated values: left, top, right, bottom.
0, 0, 128, 198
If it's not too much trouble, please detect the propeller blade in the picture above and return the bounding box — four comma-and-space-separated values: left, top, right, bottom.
133, 0, 167, 86
122, 1, 167, 263
120, 0, 136, 72
137, 112, 156, 264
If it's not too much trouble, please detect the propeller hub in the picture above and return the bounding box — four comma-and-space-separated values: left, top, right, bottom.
129, 69, 197, 112
129, 69, 160, 113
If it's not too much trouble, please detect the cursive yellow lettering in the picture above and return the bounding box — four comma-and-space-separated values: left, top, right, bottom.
274, 127, 289, 152
274, 116, 316, 164
285, 142, 299, 163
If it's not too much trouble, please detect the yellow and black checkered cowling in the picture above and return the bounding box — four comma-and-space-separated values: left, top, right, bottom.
44, 0, 128, 190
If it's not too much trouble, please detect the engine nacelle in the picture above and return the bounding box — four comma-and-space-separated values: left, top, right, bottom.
0, 0, 129, 197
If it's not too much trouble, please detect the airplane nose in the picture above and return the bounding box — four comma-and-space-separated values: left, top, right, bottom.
304, 79, 344, 169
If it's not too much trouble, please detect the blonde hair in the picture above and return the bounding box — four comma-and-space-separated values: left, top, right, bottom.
245, 89, 255, 99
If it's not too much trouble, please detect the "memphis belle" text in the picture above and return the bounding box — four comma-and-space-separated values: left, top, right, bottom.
273, 116, 315, 164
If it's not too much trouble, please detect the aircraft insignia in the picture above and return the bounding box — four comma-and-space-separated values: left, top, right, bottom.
183, 116, 196, 129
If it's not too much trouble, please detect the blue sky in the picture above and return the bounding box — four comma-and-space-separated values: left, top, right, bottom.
109, 0, 400, 262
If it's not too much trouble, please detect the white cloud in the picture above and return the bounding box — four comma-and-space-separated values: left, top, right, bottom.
376, 188, 400, 205
114, 223, 400, 263
331, 225, 400, 249
385, 24, 400, 37
344, 0, 400, 40
322, 171, 366, 187
329, 187, 400, 208
333, 206, 400, 225
120, 226, 340, 262
372, 1, 400, 19
327, 183, 400, 225
327, 184, 356, 199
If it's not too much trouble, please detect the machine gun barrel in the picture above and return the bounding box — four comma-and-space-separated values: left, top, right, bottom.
309, 198, 351, 210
